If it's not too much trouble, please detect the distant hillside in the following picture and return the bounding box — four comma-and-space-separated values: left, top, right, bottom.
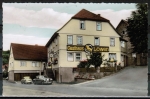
2, 50, 10, 65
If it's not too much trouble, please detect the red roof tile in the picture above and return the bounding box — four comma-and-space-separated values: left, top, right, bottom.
72, 9, 109, 22
11, 43, 47, 61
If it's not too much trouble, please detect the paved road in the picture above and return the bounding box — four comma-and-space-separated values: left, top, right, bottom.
3, 66, 148, 97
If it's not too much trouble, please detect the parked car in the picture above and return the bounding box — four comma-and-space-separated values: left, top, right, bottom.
21, 76, 33, 84
33, 75, 53, 85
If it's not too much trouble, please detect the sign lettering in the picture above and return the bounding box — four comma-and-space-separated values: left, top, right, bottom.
67, 45, 109, 52
67, 46, 84, 51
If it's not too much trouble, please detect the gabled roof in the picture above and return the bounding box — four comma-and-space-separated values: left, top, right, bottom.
72, 9, 110, 22
11, 43, 47, 61
116, 19, 128, 30
45, 9, 121, 47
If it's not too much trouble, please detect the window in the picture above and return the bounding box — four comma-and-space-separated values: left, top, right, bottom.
132, 53, 136, 58
67, 35, 73, 45
67, 53, 74, 61
109, 53, 116, 60
96, 22, 101, 30
20, 61, 26, 66
94, 37, 99, 45
32, 62, 39, 67
77, 36, 82, 45
110, 38, 115, 46
121, 41, 125, 47
80, 20, 85, 29
75, 53, 81, 61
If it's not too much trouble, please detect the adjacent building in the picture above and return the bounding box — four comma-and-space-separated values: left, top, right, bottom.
45, 9, 127, 83
8, 43, 47, 81
116, 19, 147, 66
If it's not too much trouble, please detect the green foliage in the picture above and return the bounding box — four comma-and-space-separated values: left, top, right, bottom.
3, 70, 8, 78
77, 52, 104, 69
77, 61, 89, 68
88, 53, 104, 69
127, 3, 148, 53
2, 50, 10, 65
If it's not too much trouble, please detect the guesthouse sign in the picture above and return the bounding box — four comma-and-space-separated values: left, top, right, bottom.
67, 45, 109, 52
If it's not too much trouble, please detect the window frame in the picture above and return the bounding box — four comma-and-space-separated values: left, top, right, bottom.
94, 37, 100, 46
32, 61, 39, 67
80, 20, 85, 30
121, 41, 125, 48
77, 36, 83, 45
20, 61, 26, 67
67, 52, 74, 62
67, 35, 73, 45
109, 53, 117, 60
75, 52, 82, 62
96, 22, 102, 31
110, 37, 115, 47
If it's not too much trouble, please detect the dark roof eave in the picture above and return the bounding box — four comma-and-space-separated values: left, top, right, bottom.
45, 33, 58, 47
120, 38, 128, 42
14, 58, 47, 61
72, 17, 109, 22
108, 22, 122, 37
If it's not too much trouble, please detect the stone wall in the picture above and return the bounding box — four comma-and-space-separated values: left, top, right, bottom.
53, 67, 78, 83
8, 70, 14, 81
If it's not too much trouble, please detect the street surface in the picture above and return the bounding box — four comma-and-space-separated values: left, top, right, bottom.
3, 66, 148, 97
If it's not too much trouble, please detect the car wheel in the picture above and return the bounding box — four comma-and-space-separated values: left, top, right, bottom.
41, 81, 44, 85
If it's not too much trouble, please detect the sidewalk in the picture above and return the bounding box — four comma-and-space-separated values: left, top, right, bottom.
7, 80, 17, 84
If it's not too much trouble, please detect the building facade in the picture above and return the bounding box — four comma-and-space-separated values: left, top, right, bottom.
46, 9, 127, 83
116, 19, 147, 66
8, 43, 47, 81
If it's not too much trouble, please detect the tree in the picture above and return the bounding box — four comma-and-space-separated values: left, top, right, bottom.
2, 50, 10, 65
126, 3, 148, 53
88, 53, 104, 69
77, 52, 104, 70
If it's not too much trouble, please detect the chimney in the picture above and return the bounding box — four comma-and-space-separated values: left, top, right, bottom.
97, 14, 101, 16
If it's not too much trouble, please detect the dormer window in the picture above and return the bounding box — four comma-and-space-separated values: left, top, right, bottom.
96, 22, 101, 31
80, 20, 85, 30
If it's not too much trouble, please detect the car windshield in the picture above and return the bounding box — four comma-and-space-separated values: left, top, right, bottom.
24, 76, 30, 79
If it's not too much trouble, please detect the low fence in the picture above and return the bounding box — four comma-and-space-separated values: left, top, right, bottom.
78, 66, 122, 73
100, 67, 116, 72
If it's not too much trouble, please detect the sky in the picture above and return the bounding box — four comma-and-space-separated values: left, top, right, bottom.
3, 3, 137, 51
